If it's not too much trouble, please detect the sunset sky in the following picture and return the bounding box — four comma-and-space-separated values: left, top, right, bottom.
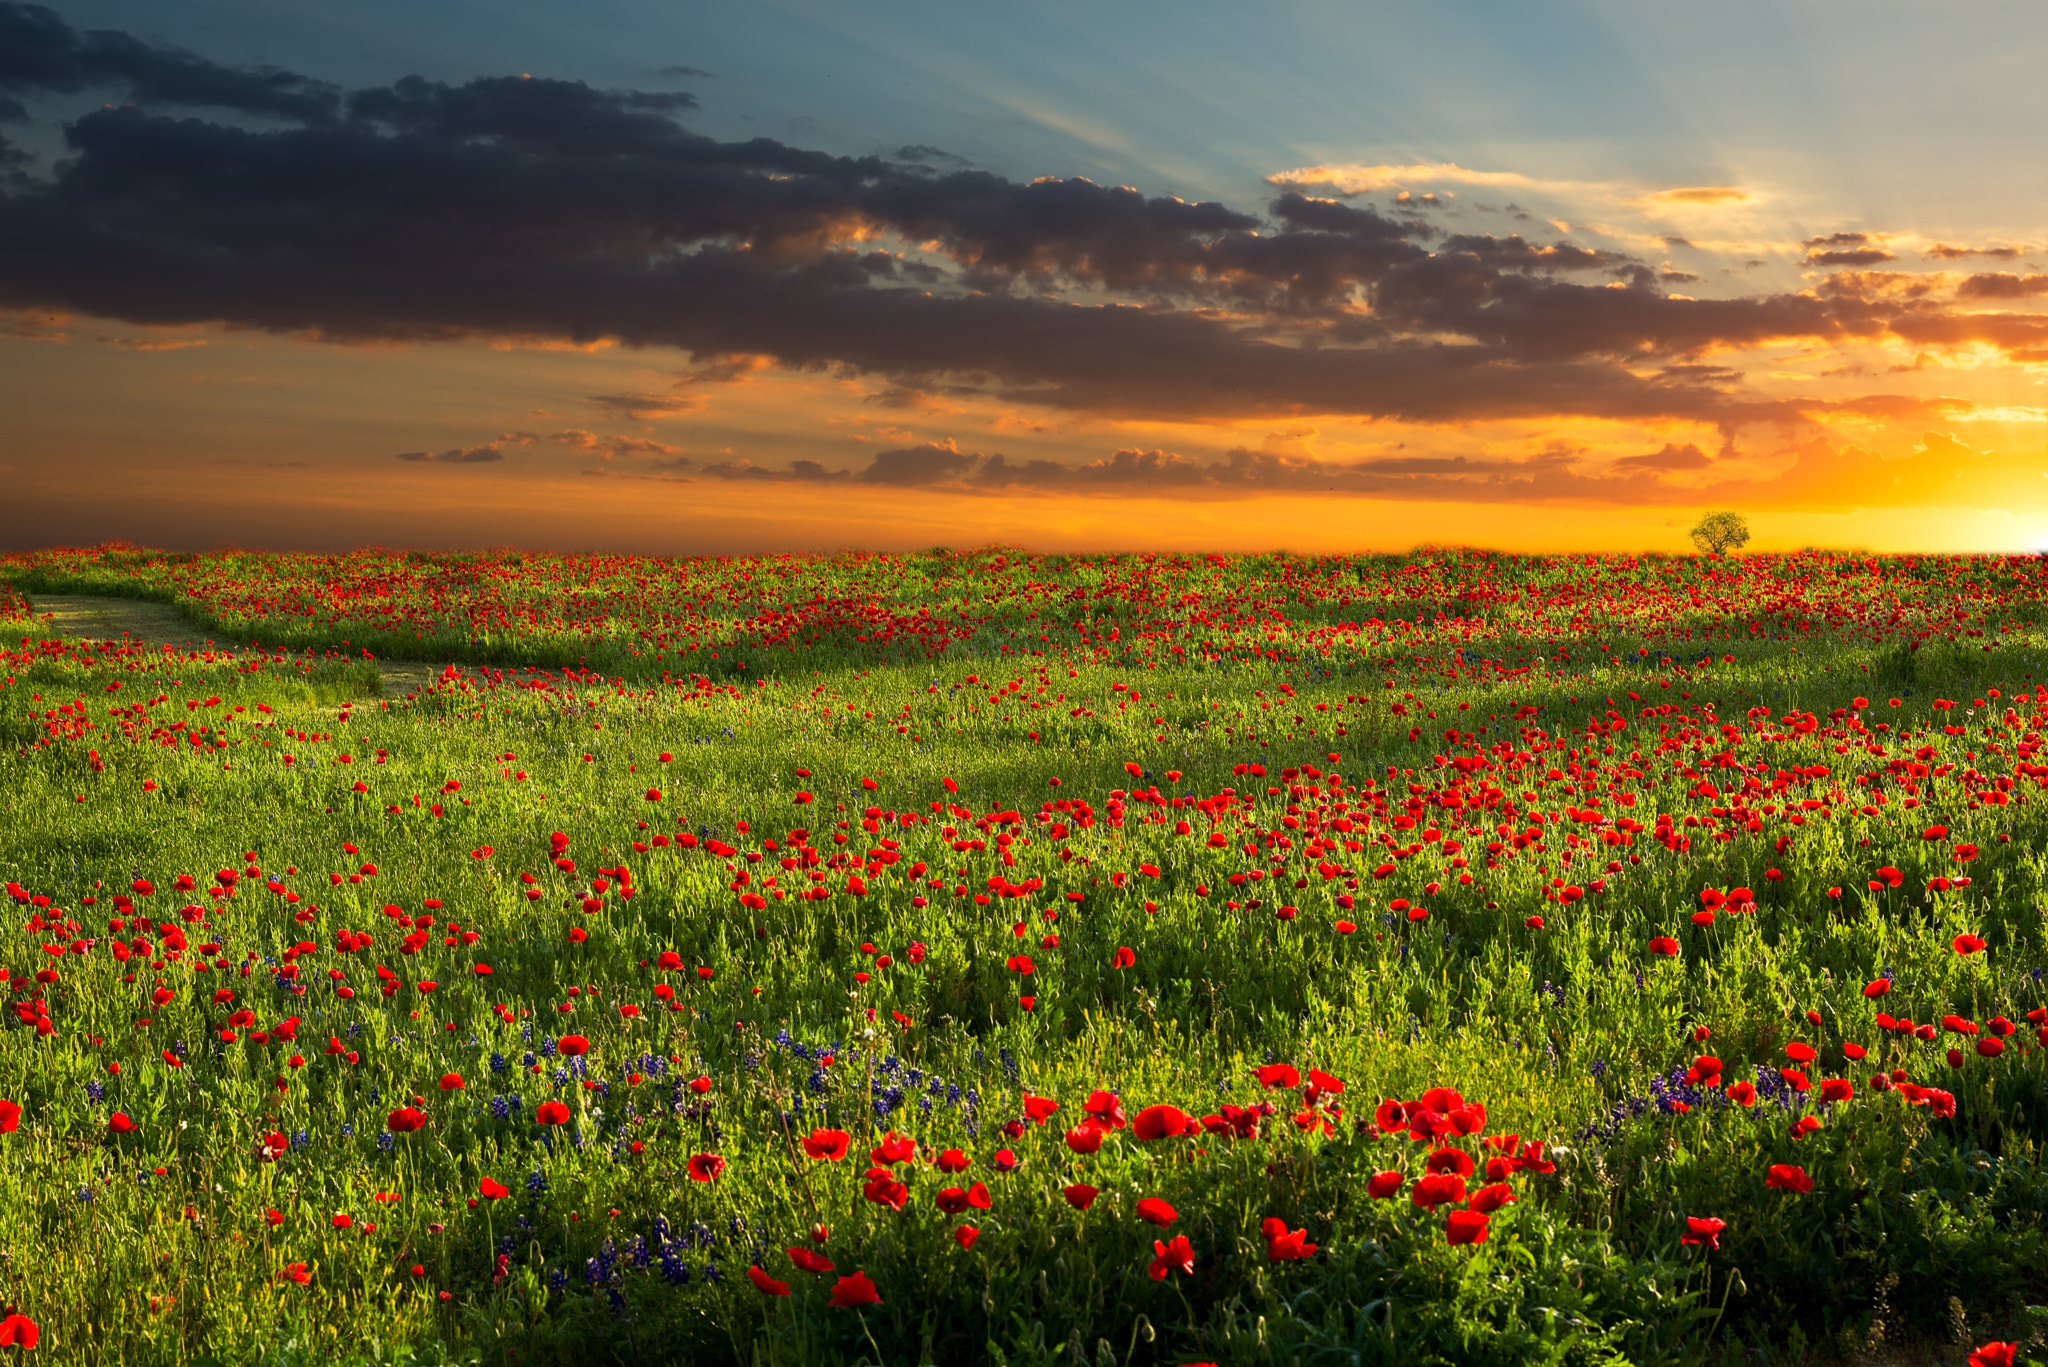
5, 0, 2048, 554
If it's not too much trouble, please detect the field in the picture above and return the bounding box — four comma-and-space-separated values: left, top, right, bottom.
3, 544, 2048, 1366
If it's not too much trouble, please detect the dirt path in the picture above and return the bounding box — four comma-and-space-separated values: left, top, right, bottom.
30, 593, 449, 696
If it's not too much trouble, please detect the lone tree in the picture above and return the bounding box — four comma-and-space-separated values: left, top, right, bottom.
1689, 510, 1751, 557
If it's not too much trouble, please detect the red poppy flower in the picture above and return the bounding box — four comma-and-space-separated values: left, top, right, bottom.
108, 1112, 137, 1135
1366, 1170, 1405, 1200
1254, 1063, 1301, 1090
954, 1224, 980, 1250
479, 1177, 510, 1200
535, 1101, 571, 1126
1682, 1216, 1725, 1250
1862, 978, 1890, 998
1766, 1164, 1812, 1194
1784, 1042, 1816, 1063
936, 1147, 969, 1173
277, 1263, 311, 1286
1261, 1217, 1317, 1261
747, 1265, 791, 1297
386, 1107, 428, 1134
861, 1170, 908, 1209
787, 1247, 836, 1274
1022, 1095, 1059, 1125
0, 1099, 20, 1134
1083, 1091, 1127, 1128
1425, 1144, 1475, 1178
1374, 1099, 1408, 1133
1469, 1182, 1516, 1214
1064, 1123, 1106, 1155
1819, 1079, 1853, 1103
1110, 946, 1136, 969
1410, 1172, 1466, 1210
1135, 1197, 1178, 1226
1445, 1209, 1490, 1245
556, 1034, 589, 1056
802, 1128, 852, 1161
1131, 1104, 1191, 1141
1726, 1081, 1756, 1107
1147, 1234, 1195, 1280
828, 1271, 882, 1308
439, 1073, 465, 1091
1647, 936, 1680, 957
1063, 1184, 1099, 1210
0, 1311, 33, 1348
1969, 1343, 2017, 1367
687, 1153, 725, 1182
1953, 933, 1987, 955
870, 1131, 915, 1165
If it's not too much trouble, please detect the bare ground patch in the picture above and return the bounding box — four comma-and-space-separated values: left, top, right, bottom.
29, 593, 453, 696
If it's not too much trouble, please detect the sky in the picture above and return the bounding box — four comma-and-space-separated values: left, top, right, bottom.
4, 1, 2048, 555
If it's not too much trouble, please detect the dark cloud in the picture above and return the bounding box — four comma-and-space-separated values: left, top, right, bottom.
0, 1, 341, 122
1799, 232, 1896, 268
1816, 269, 1942, 303
347, 73, 696, 158
864, 385, 934, 409
584, 391, 700, 419
396, 429, 687, 465
0, 3, 2012, 441
1956, 273, 2048, 300
699, 457, 818, 481
396, 443, 505, 464
855, 439, 980, 485
1925, 243, 2027, 261
583, 354, 768, 417
537, 429, 688, 461
1613, 442, 1711, 471
1805, 248, 1897, 267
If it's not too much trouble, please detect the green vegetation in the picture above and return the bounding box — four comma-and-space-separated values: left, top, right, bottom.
0, 547, 2045, 1365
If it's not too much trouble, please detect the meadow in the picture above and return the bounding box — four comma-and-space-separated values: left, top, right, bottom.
2, 543, 2047, 1366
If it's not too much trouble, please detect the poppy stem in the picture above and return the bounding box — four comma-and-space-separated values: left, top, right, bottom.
857, 1308, 886, 1364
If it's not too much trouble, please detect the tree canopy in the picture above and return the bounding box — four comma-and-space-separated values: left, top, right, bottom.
1690, 510, 1751, 556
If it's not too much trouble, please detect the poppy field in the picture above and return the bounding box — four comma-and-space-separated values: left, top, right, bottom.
7, 544, 2048, 1366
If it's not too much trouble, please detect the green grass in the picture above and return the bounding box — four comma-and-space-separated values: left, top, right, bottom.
2, 549, 2048, 1365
